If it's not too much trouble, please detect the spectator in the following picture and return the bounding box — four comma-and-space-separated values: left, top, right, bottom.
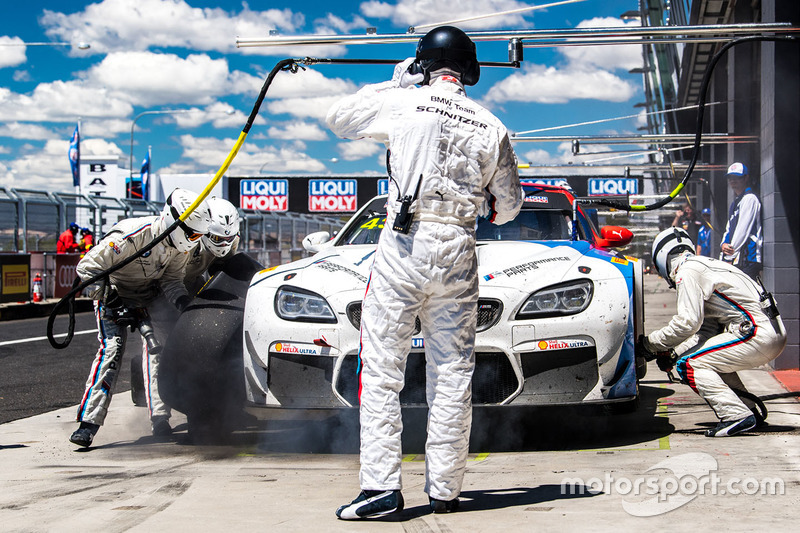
56, 222, 81, 254
697, 208, 713, 257
671, 202, 701, 245
80, 227, 94, 256
720, 162, 762, 279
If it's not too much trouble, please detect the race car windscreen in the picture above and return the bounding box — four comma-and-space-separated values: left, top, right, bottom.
476, 210, 573, 241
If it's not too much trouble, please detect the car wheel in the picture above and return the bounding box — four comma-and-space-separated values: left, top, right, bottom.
601, 396, 640, 415
130, 351, 147, 407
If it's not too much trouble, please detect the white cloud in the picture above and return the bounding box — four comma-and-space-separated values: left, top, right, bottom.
558, 18, 643, 71
174, 134, 326, 174
336, 139, 383, 161
0, 36, 27, 68
267, 95, 347, 120
82, 118, 140, 137
360, 0, 534, 30
12, 70, 32, 82
484, 64, 636, 104
268, 121, 329, 141
40, 0, 302, 54
313, 13, 371, 33
0, 83, 133, 122
0, 122, 58, 141
169, 103, 247, 129
83, 51, 247, 107
1, 138, 123, 190
267, 69, 358, 99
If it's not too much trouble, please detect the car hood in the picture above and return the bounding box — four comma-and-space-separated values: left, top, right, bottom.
262, 246, 376, 297
477, 240, 597, 289
259, 240, 614, 297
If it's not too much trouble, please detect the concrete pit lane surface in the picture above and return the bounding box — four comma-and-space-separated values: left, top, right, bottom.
1, 275, 799, 531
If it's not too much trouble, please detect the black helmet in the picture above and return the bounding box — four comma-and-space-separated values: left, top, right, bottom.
412, 26, 480, 86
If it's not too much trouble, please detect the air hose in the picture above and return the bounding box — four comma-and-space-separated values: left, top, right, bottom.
588, 35, 798, 212
47, 58, 299, 349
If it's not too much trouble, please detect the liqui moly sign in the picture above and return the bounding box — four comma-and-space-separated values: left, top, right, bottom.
378, 179, 389, 196
240, 179, 289, 211
309, 179, 357, 212
588, 178, 639, 196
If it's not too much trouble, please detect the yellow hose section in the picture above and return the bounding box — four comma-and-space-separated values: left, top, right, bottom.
179, 130, 248, 221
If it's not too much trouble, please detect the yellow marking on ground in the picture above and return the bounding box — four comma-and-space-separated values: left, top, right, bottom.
404, 453, 490, 462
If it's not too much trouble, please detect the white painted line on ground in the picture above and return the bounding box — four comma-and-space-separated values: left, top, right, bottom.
0, 329, 96, 347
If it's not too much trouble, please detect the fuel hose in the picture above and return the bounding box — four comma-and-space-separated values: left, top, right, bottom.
588, 35, 798, 212
47, 58, 299, 349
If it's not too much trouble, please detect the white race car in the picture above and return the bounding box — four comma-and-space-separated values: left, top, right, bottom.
240, 184, 645, 417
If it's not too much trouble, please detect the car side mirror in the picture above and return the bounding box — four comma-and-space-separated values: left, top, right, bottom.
302, 231, 332, 253
596, 226, 633, 248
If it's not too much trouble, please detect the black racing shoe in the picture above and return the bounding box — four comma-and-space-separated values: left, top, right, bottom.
430, 497, 460, 514
69, 422, 99, 448
335, 490, 404, 520
151, 417, 173, 437
705, 414, 757, 437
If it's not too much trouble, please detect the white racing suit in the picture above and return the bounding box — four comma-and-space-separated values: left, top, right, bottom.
76, 216, 190, 427
327, 70, 523, 501
646, 253, 786, 422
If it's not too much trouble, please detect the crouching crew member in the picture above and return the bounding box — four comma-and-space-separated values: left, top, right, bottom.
644, 227, 786, 437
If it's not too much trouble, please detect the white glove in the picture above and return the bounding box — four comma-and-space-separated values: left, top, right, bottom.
393, 57, 424, 88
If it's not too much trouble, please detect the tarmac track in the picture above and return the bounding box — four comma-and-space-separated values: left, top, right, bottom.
1, 276, 799, 531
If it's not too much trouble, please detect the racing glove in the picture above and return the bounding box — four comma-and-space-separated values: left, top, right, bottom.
102, 289, 137, 329
175, 295, 191, 312
393, 57, 425, 88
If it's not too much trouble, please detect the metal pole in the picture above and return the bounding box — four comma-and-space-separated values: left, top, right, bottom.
511, 134, 757, 144
236, 23, 798, 48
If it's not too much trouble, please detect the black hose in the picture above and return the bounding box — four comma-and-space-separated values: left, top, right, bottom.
47, 58, 301, 350
46, 217, 182, 349
590, 35, 798, 212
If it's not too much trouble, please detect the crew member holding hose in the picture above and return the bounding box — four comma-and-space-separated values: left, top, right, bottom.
69, 188, 212, 448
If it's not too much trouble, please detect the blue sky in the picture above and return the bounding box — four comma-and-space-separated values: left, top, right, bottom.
0, 0, 646, 192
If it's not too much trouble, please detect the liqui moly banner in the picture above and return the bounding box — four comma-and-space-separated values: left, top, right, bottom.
240, 179, 289, 211
377, 179, 389, 196
309, 179, 357, 212
588, 178, 639, 196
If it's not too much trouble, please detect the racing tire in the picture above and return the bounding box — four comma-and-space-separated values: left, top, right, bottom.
159, 253, 263, 443
600, 396, 640, 416
130, 351, 147, 407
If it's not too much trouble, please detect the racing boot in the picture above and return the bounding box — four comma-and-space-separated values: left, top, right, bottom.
151, 416, 173, 437
69, 422, 99, 447
430, 497, 460, 514
336, 490, 404, 520
705, 414, 757, 437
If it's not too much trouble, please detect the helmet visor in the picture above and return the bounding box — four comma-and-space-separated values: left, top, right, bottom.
208, 233, 237, 244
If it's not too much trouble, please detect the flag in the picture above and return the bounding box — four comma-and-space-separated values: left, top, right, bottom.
140, 148, 150, 201
68, 123, 80, 187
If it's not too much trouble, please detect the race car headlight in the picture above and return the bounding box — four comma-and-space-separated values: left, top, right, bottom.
516, 279, 594, 319
275, 286, 337, 323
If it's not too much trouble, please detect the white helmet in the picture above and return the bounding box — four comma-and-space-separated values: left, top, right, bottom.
652, 227, 695, 287
202, 196, 240, 258
158, 188, 212, 253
